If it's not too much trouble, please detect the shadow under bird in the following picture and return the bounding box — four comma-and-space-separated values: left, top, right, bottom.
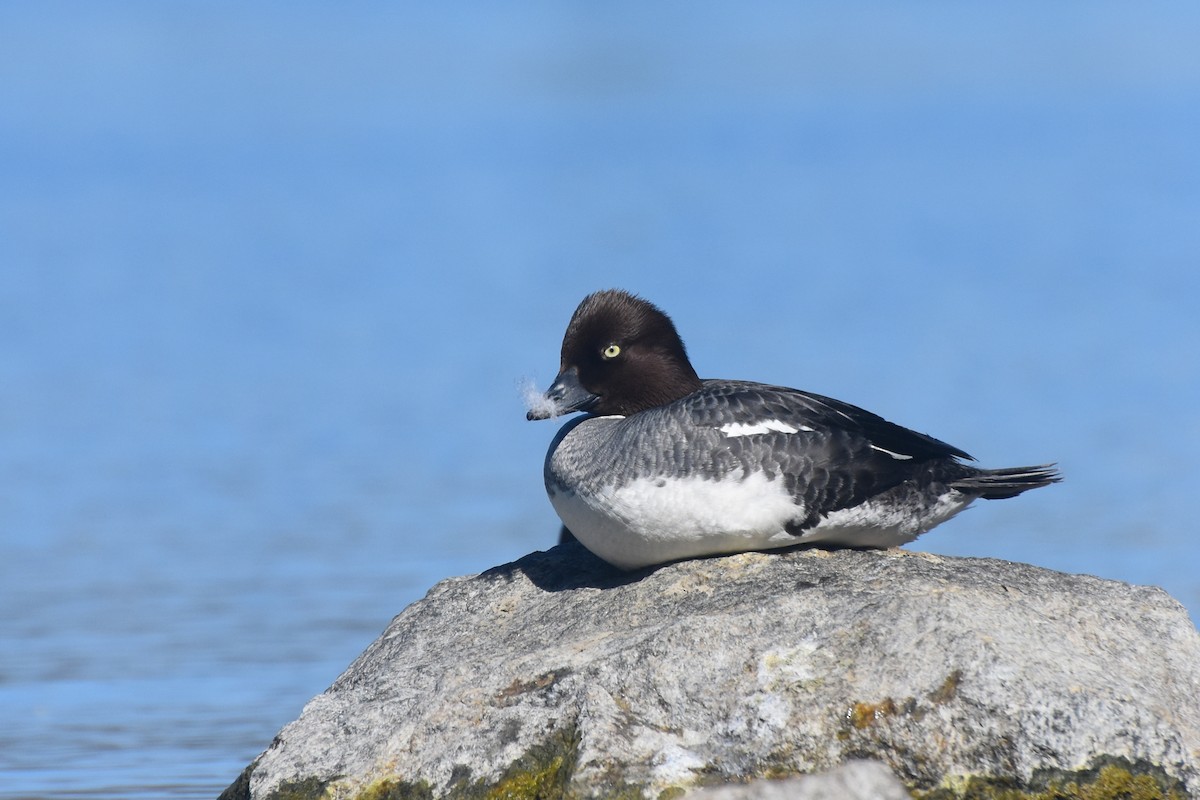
527, 289, 1060, 570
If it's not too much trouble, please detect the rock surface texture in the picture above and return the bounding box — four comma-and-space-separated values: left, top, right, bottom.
222, 543, 1200, 800
682, 759, 912, 799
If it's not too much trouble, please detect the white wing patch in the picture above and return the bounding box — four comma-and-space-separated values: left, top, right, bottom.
719, 420, 813, 438
869, 444, 913, 460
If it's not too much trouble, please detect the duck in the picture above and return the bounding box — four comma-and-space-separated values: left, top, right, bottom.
526, 289, 1060, 570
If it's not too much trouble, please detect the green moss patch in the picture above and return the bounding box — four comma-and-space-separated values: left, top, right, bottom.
218, 759, 257, 800
353, 777, 436, 800
432, 724, 582, 800
266, 776, 335, 800
915, 759, 1188, 800
248, 724, 589, 800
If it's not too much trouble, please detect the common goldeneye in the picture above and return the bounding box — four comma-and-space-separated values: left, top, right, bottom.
527, 289, 1060, 570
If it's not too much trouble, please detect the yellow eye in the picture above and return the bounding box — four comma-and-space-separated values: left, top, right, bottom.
602, 344, 621, 359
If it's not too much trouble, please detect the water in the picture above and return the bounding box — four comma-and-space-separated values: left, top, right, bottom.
2, 3, 1198, 797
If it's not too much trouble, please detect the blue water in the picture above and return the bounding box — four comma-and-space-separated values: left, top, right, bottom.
2, 4, 1198, 798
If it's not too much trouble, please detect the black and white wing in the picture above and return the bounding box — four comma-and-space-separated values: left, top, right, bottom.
682, 380, 973, 531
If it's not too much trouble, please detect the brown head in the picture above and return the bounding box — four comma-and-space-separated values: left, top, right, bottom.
527, 289, 703, 419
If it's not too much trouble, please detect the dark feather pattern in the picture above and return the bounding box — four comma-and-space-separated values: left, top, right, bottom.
674, 380, 983, 532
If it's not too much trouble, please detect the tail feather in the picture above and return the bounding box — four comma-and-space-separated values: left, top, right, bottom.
950, 464, 1061, 500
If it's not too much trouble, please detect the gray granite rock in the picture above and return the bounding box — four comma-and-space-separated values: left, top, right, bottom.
683, 760, 911, 799
222, 544, 1200, 800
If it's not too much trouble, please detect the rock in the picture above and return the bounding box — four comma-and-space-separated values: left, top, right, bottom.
682, 759, 911, 799
221, 543, 1200, 800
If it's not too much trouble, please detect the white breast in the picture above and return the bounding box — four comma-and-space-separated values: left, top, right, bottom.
549, 470, 803, 569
